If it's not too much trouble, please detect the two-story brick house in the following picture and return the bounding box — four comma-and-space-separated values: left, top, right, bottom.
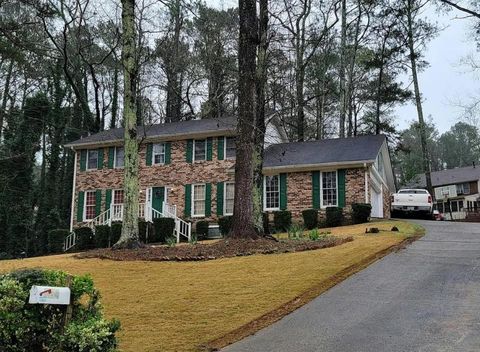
66, 117, 395, 239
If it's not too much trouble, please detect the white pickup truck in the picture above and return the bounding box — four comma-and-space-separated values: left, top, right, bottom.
391, 189, 433, 217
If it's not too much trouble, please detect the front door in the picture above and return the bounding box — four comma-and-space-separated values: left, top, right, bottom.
152, 187, 165, 214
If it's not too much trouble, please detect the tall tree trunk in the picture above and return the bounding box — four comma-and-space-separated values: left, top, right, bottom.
111, 63, 119, 128
0, 59, 14, 140
406, 0, 433, 196
253, 0, 269, 235
339, 0, 347, 138
229, 0, 258, 239
115, 0, 141, 249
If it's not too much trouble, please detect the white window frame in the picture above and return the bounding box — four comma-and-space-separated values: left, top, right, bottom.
83, 190, 96, 221
263, 175, 280, 211
193, 139, 207, 162
224, 182, 235, 215
86, 149, 98, 170
152, 143, 166, 165
320, 170, 338, 208
191, 183, 206, 217
114, 147, 124, 168
224, 136, 236, 159
113, 189, 124, 205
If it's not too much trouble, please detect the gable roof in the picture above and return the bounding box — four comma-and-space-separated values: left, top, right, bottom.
408, 166, 480, 188
65, 117, 237, 148
263, 134, 386, 170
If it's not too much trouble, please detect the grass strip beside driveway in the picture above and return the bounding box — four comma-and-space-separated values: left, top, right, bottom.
0, 220, 423, 352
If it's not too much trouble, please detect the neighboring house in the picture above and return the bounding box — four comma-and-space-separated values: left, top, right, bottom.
65, 117, 395, 241
408, 166, 480, 220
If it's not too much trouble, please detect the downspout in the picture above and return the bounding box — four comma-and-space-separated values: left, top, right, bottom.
364, 163, 369, 203
69, 150, 78, 232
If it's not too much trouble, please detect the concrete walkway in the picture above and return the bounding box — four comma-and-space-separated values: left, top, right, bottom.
223, 221, 480, 352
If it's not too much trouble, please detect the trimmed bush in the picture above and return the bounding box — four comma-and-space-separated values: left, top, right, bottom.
138, 220, 153, 243
94, 225, 111, 248
152, 218, 175, 243
196, 220, 209, 240
302, 209, 318, 230
263, 212, 270, 235
110, 222, 122, 245
273, 210, 292, 232
47, 229, 69, 253
325, 207, 344, 228
218, 216, 233, 237
0, 268, 120, 351
74, 227, 94, 250
351, 203, 372, 224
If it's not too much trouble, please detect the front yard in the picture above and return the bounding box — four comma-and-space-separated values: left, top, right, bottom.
0, 220, 423, 352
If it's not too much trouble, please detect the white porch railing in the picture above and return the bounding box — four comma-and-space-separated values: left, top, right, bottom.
65, 201, 191, 251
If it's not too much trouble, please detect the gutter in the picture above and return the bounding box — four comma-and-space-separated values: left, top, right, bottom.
262, 160, 375, 174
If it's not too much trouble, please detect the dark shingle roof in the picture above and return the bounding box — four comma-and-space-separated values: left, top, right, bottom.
263, 134, 386, 168
66, 117, 237, 147
408, 166, 480, 188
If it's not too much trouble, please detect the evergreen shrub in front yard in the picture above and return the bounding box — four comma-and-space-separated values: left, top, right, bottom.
274, 211, 292, 232
94, 225, 111, 248
302, 209, 318, 230
351, 203, 372, 224
47, 229, 69, 254
218, 216, 233, 236
74, 227, 94, 250
110, 222, 122, 245
0, 268, 120, 352
152, 218, 175, 243
325, 207, 344, 227
196, 220, 209, 240
263, 212, 271, 234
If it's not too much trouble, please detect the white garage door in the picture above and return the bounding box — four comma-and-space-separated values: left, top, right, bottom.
370, 186, 383, 218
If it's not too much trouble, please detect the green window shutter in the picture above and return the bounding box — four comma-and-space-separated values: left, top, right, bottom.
205, 183, 212, 216
216, 182, 224, 216
97, 149, 104, 169
80, 150, 87, 171
146, 143, 153, 166
77, 191, 85, 222
108, 147, 115, 169
165, 142, 171, 164
338, 169, 346, 208
217, 137, 225, 160
206, 138, 213, 161
186, 140, 193, 163
95, 190, 102, 216
105, 189, 112, 211
280, 173, 287, 210
312, 171, 320, 209
184, 184, 192, 217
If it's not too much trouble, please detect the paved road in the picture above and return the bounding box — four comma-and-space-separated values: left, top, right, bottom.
223, 221, 480, 352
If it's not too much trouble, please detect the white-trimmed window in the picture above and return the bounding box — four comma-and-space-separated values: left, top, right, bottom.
192, 184, 206, 217
456, 183, 470, 195
225, 137, 236, 159
84, 190, 96, 220
224, 182, 235, 215
87, 150, 98, 170
193, 139, 206, 161
114, 147, 124, 168
321, 171, 337, 207
264, 175, 280, 210
153, 143, 166, 164
113, 189, 124, 205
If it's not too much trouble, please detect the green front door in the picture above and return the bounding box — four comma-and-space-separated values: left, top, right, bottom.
152, 187, 165, 215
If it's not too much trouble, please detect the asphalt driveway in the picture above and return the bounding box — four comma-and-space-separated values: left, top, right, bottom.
223, 220, 480, 352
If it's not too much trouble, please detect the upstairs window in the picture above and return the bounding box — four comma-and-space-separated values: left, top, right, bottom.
194, 140, 206, 161
84, 190, 96, 220
153, 143, 166, 164
225, 137, 236, 159
224, 182, 235, 215
114, 147, 124, 168
87, 150, 98, 170
456, 183, 470, 195
322, 171, 337, 207
264, 175, 280, 210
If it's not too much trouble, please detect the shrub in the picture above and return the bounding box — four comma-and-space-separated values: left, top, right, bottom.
166, 236, 177, 247
325, 207, 344, 228
47, 229, 69, 253
351, 203, 372, 224
273, 211, 292, 232
309, 229, 320, 241
218, 216, 233, 237
302, 209, 318, 230
74, 227, 94, 250
0, 269, 120, 351
110, 222, 122, 245
263, 212, 270, 235
196, 220, 209, 240
94, 225, 111, 249
287, 223, 304, 239
138, 220, 153, 243
152, 218, 175, 243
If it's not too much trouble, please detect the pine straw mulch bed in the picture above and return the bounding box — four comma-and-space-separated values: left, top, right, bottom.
75, 236, 354, 262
